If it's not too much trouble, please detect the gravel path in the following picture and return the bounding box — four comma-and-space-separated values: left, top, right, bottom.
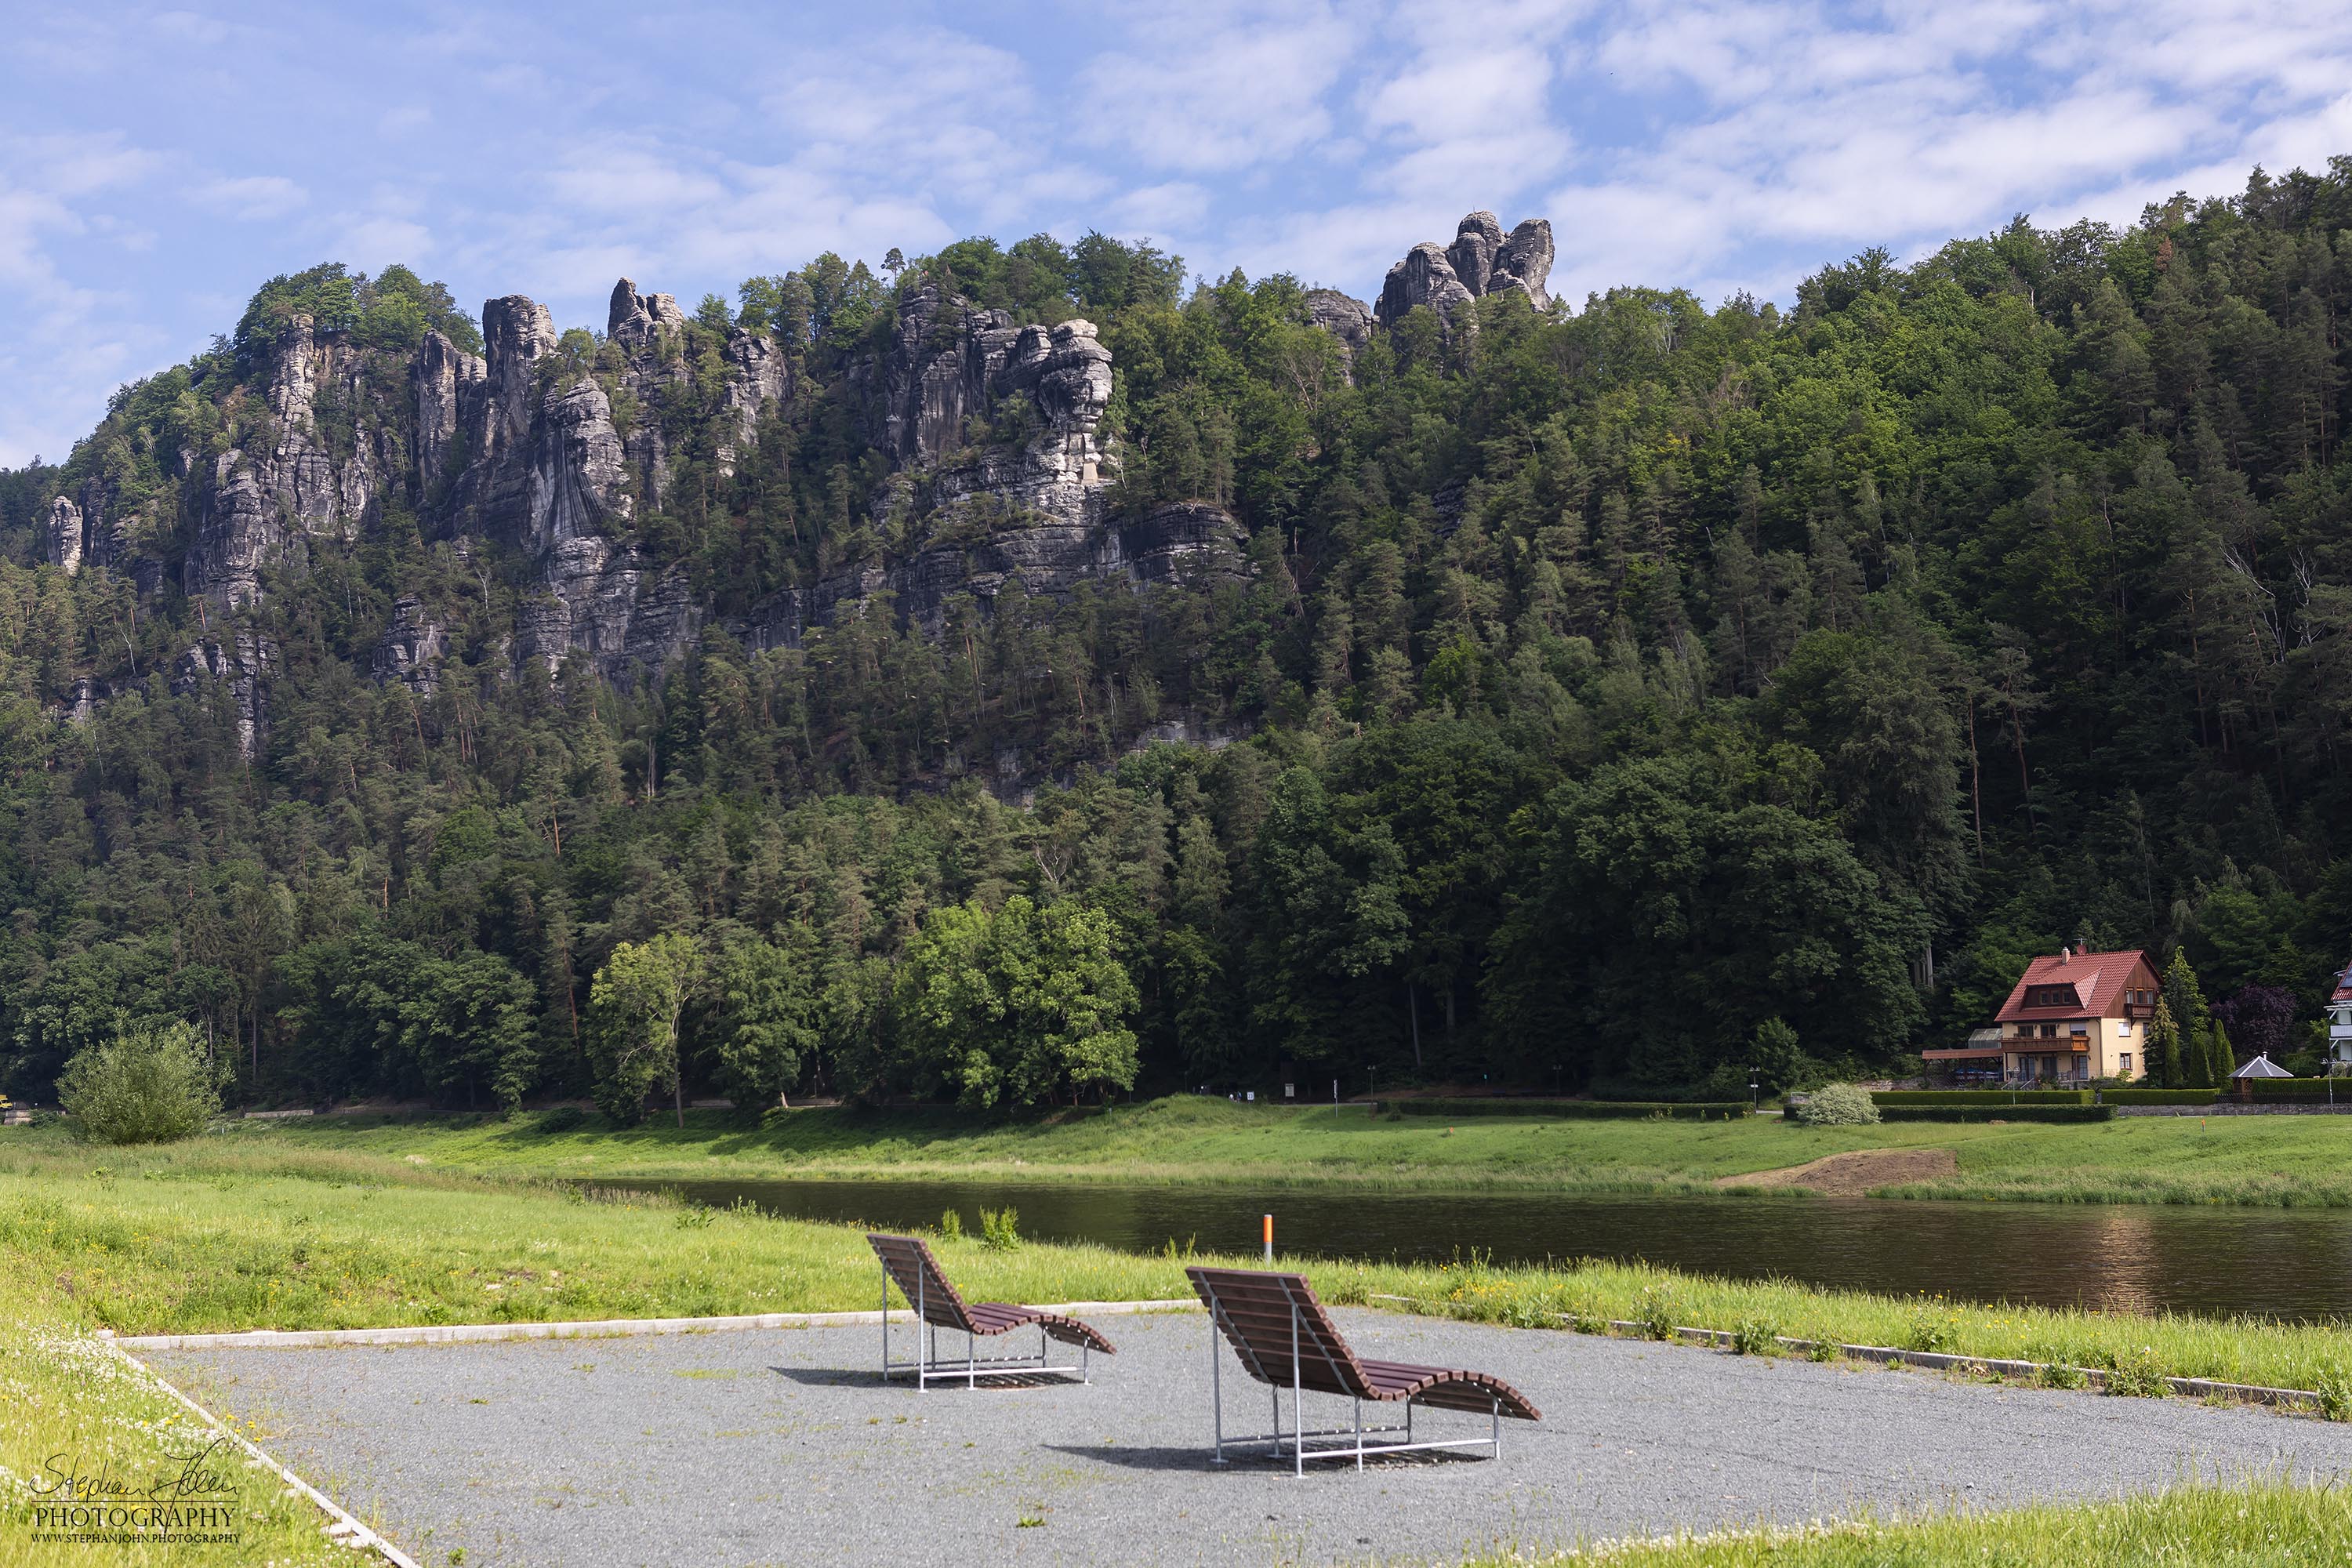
148, 1309, 2352, 1567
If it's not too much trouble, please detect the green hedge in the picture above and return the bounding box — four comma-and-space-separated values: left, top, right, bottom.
2102, 1087, 2220, 1105
2248, 1079, 2350, 1102
1874, 1089, 2092, 1106
1383, 1098, 1748, 1121
1875, 1104, 2115, 1123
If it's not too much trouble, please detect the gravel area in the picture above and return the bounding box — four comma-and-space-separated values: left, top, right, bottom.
148, 1309, 2352, 1567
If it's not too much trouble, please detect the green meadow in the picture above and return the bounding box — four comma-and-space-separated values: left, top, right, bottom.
202, 1094, 2352, 1207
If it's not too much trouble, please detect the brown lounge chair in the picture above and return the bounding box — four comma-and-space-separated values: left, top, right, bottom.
866, 1232, 1116, 1388
1186, 1265, 1540, 1473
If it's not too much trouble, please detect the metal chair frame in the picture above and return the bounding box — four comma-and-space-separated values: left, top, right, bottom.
876, 1254, 1093, 1388
1201, 1285, 1504, 1475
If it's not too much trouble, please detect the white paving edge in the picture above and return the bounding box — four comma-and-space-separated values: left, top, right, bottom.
107, 1299, 1201, 1352
106, 1340, 423, 1568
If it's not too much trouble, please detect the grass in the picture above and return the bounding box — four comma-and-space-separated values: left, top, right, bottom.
0, 1296, 383, 1568
9, 1134, 2352, 1395
7, 1131, 2352, 1564
176, 1093, 2352, 1206
1483, 1479, 2352, 1565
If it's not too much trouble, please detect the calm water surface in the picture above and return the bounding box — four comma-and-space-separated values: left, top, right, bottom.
590, 1177, 2352, 1323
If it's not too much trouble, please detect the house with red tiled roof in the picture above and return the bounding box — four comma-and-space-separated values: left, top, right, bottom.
2325, 961, 2352, 1073
1926, 946, 2161, 1083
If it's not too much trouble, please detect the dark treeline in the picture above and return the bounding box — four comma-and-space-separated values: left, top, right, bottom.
8, 164, 2352, 1112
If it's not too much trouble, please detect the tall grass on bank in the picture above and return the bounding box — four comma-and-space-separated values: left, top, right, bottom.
147, 1094, 2352, 1207
0, 1324, 372, 1567
8, 1139, 2352, 1399
1481, 1479, 2352, 1566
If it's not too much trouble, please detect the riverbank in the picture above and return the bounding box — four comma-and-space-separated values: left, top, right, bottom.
1496, 1483, 2352, 1566
193, 1094, 2352, 1206
8, 1136, 2352, 1394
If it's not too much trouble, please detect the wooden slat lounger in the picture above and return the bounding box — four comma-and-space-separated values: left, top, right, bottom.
1186, 1265, 1540, 1473
867, 1232, 1116, 1388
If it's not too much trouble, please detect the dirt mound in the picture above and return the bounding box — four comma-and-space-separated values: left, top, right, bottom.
1719, 1147, 1958, 1197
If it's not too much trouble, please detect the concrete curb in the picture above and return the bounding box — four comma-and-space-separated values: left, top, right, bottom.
105, 1340, 421, 1567
107, 1299, 1201, 1352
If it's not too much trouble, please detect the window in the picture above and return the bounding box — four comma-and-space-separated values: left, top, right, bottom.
2119, 1021, 2132, 1036
2119, 1053, 2133, 1077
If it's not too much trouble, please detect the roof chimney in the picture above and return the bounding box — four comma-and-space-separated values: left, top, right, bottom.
2061, 946, 2071, 961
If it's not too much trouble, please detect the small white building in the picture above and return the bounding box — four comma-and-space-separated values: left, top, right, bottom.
2327, 962, 2352, 1073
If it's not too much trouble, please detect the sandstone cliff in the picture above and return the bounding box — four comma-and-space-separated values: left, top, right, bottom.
50, 209, 1548, 718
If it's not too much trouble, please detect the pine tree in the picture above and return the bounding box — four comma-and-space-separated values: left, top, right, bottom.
2161, 950, 2210, 1055
2183, 1018, 2213, 1089
2207, 1021, 2237, 1084
2147, 996, 2182, 1087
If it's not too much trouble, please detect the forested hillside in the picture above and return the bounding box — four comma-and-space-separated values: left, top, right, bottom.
6, 165, 2352, 1114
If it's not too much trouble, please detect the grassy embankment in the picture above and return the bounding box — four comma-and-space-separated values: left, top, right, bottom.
238, 1093, 2352, 1206
9, 1134, 2352, 1389
1494, 1481, 2352, 1566
7, 1131, 2352, 1565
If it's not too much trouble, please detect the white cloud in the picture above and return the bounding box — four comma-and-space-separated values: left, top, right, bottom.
1076, 0, 1357, 173
201, 175, 308, 220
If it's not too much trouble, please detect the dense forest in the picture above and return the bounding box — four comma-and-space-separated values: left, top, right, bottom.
7, 162, 2352, 1116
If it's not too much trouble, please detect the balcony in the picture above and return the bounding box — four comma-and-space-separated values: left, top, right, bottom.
2123, 1002, 2158, 1021
2003, 1033, 2090, 1053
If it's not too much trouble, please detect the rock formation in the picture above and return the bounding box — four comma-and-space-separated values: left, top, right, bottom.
1305, 289, 1374, 378
1376, 212, 1555, 332
372, 597, 448, 695
43, 495, 84, 575
172, 632, 278, 758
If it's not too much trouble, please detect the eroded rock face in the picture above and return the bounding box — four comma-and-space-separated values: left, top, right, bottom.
1449, 211, 1504, 296
44, 496, 84, 575
855, 281, 1114, 528
1377, 242, 1477, 332
172, 632, 278, 758
1305, 289, 1374, 378
183, 314, 406, 605
1376, 212, 1555, 332
415, 328, 485, 499
1492, 218, 1555, 309
608, 278, 688, 350
187, 452, 301, 607
372, 597, 448, 694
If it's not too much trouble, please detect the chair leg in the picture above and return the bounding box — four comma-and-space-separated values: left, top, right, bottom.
1490, 1396, 1501, 1460
1354, 1397, 1363, 1471
1210, 1312, 1225, 1466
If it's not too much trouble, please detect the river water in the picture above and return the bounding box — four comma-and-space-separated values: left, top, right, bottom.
590, 1176, 2352, 1323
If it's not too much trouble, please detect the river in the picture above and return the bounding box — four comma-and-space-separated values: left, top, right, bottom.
587, 1176, 2352, 1323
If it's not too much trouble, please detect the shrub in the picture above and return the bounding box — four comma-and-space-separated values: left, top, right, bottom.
2101, 1088, 2219, 1105
978, 1206, 1022, 1252
1730, 1316, 1780, 1356
2103, 1345, 2169, 1398
1876, 1104, 2113, 1123
1872, 1089, 2092, 1105
1905, 1306, 1959, 1354
1633, 1287, 1679, 1341
1793, 1083, 1880, 1126
938, 1208, 964, 1242
57, 1021, 223, 1145
2315, 1365, 2352, 1422
536, 1105, 587, 1134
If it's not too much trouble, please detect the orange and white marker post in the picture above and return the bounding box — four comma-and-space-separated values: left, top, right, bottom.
1262, 1214, 1273, 1261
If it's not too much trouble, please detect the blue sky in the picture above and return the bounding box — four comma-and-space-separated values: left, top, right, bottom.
7, 0, 2352, 466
